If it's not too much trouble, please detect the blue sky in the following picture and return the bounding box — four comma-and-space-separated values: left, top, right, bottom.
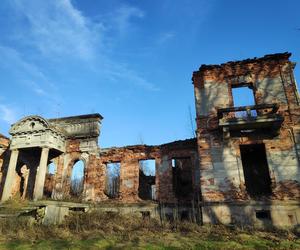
0, 0, 299, 148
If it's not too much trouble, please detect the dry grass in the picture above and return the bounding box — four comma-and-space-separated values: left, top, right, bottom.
0, 210, 299, 249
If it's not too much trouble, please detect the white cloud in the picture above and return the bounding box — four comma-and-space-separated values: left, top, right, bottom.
11, 0, 103, 61
0, 45, 57, 98
112, 5, 144, 35
7, 0, 158, 92
107, 64, 159, 91
157, 32, 175, 45
0, 104, 17, 124
0, 45, 46, 81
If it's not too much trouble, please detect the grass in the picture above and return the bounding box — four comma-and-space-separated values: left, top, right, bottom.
0, 210, 299, 249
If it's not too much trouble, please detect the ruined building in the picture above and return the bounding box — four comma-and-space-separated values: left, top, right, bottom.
193, 52, 300, 226
0, 52, 299, 227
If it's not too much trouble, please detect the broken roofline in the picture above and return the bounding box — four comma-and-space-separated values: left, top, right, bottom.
192, 52, 292, 77
100, 138, 197, 152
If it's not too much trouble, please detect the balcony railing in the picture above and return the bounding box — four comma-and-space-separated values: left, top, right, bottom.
217, 104, 283, 130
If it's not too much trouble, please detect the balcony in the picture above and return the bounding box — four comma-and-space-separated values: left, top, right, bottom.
217, 104, 283, 132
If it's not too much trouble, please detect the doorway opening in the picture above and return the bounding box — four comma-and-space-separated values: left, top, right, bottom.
16, 164, 29, 199
44, 162, 56, 198
172, 157, 193, 199
240, 144, 272, 198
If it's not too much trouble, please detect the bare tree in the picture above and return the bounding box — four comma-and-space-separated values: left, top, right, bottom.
71, 177, 84, 196
105, 163, 120, 198
188, 105, 196, 138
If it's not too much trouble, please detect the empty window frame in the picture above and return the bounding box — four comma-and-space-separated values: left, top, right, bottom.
43, 162, 56, 198
47, 162, 56, 175
105, 162, 120, 199
232, 85, 256, 117
256, 210, 271, 220
70, 160, 85, 197
138, 159, 156, 200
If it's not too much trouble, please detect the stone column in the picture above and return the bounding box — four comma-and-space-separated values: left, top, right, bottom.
33, 147, 49, 200
1, 149, 19, 202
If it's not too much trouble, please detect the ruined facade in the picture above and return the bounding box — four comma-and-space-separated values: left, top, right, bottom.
193, 52, 300, 227
0, 115, 198, 205
0, 52, 299, 227
0, 114, 102, 201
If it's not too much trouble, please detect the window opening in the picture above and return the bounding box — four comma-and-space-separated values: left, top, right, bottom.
70, 160, 84, 197
256, 210, 271, 220
138, 159, 156, 200
44, 162, 56, 198
105, 162, 120, 198
232, 86, 256, 117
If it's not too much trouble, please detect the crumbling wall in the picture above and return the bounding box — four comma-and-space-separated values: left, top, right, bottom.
99, 139, 198, 203
50, 138, 103, 201
0, 134, 10, 195
50, 138, 197, 204
44, 173, 54, 198
100, 145, 159, 202
193, 53, 300, 203
0, 114, 197, 204
47, 138, 198, 204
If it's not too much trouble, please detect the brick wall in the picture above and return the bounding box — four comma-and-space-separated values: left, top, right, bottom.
193, 53, 300, 203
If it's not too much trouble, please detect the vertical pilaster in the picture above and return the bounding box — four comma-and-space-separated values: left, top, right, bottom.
1, 149, 19, 202
33, 147, 49, 200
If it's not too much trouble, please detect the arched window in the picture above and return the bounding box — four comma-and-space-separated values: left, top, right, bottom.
47, 162, 56, 175
70, 160, 85, 197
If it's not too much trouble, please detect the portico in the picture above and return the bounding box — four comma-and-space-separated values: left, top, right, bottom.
1, 116, 65, 201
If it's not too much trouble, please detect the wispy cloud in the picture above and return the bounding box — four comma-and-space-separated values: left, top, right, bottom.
10, 0, 103, 61
8, 0, 157, 92
157, 31, 175, 45
0, 45, 46, 81
0, 0, 155, 129
0, 104, 17, 124
112, 5, 144, 36
0, 45, 57, 99
106, 64, 159, 91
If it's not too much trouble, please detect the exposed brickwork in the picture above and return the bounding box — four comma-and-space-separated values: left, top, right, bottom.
272, 180, 300, 200
66, 139, 81, 153
193, 52, 300, 203
193, 53, 291, 84
0, 134, 9, 149
44, 173, 54, 197
0, 52, 299, 228
99, 139, 198, 203
0, 134, 10, 197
